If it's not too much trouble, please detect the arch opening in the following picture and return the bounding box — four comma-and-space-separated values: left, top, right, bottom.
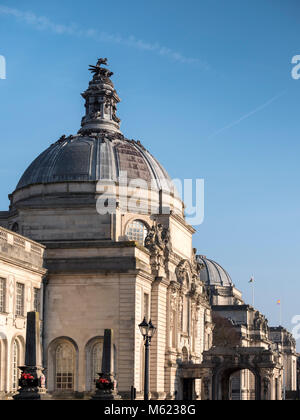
214, 366, 261, 401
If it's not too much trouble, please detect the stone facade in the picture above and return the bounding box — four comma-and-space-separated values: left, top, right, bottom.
0, 227, 46, 399
269, 327, 298, 393
38, 212, 210, 399
180, 262, 298, 400
0, 216, 210, 399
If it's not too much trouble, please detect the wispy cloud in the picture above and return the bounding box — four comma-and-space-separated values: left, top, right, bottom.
206, 90, 287, 140
0, 5, 209, 68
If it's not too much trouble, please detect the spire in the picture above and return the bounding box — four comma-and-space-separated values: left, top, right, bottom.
79, 58, 121, 135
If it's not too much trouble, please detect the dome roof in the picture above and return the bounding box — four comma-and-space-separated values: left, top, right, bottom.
16, 59, 174, 193
16, 134, 174, 192
197, 255, 233, 287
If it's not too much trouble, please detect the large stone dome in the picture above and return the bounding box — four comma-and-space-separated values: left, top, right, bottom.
16, 58, 174, 195
197, 255, 233, 287
8, 59, 184, 243
16, 134, 174, 192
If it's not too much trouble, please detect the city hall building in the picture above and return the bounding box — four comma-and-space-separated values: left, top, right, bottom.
0, 59, 298, 400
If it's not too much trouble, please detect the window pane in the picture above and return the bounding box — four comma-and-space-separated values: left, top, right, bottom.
92, 342, 103, 387
56, 343, 74, 391
12, 341, 19, 391
126, 221, 147, 246
16, 283, 24, 317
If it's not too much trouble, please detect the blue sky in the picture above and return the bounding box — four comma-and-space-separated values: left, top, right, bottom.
0, 0, 300, 347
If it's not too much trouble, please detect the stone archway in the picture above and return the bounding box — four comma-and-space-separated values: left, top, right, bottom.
213, 365, 261, 400
180, 346, 283, 401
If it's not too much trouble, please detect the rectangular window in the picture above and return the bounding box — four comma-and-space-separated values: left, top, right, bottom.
0, 278, 6, 313
33, 288, 40, 313
56, 373, 73, 390
16, 283, 25, 317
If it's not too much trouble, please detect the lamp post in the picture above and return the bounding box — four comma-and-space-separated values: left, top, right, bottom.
139, 318, 156, 401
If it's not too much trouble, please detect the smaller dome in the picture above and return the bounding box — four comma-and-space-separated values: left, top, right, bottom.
197, 255, 233, 287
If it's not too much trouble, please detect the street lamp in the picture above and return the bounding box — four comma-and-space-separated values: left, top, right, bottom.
139, 317, 156, 400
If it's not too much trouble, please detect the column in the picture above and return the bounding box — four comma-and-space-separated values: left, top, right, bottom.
150, 277, 168, 399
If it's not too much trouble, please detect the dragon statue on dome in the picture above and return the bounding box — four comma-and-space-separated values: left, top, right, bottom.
89, 58, 114, 78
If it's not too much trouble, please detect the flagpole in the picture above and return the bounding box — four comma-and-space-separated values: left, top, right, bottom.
279, 302, 282, 326
276, 300, 282, 326
249, 275, 255, 307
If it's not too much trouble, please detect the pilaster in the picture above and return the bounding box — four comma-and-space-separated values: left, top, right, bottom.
150, 277, 168, 399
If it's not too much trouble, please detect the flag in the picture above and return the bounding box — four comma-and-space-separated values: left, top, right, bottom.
277, 300, 281, 305
249, 276, 254, 283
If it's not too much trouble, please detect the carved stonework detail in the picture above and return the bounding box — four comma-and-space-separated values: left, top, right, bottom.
176, 260, 188, 286
169, 282, 179, 309
169, 310, 174, 328
79, 58, 121, 135
89, 58, 112, 77
191, 301, 198, 322
176, 249, 203, 288
253, 311, 268, 334
175, 254, 208, 307
144, 222, 171, 276
178, 295, 183, 326
261, 369, 273, 399
191, 248, 204, 279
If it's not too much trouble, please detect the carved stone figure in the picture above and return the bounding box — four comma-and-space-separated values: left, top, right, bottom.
144, 225, 156, 249
191, 248, 203, 278
169, 281, 178, 309
89, 58, 113, 79
175, 260, 189, 286
90, 110, 102, 120
254, 312, 262, 330
144, 222, 171, 275
112, 104, 121, 123
263, 376, 270, 397
156, 224, 165, 248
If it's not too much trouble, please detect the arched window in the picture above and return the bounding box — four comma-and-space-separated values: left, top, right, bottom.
12, 340, 20, 391
91, 342, 103, 388
126, 220, 148, 245
55, 342, 75, 391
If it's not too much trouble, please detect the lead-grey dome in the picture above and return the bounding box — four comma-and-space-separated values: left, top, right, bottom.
16, 134, 174, 191
16, 59, 175, 193
197, 255, 233, 287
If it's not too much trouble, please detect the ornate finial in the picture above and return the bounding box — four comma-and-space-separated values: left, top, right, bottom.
88, 58, 113, 78
79, 58, 121, 135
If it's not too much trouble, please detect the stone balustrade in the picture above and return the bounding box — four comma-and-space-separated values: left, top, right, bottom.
0, 227, 45, 270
